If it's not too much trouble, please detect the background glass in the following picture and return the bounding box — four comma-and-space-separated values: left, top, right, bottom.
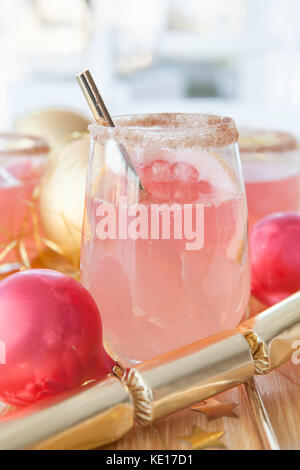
0, 134, 49, 273
239, 129, 300, 229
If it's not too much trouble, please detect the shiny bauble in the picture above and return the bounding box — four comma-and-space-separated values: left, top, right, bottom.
39, 134, 89, 257
251, 212, 300, 306
0, 269, 115, 406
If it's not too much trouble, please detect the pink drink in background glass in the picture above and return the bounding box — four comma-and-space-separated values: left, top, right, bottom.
239, 129, 300, 229
0, 135, 49, 270
81, 114, 250, 364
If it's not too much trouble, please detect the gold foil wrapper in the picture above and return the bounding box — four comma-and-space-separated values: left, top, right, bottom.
122, 330, 254, 424
0, 378, 133, 450
239, 292, 300, 373
0, 292, 300, 449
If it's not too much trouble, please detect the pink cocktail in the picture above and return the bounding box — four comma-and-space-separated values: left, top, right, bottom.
81, 114, 250, 363
0, 135, 49, 272
239, 129, 300, 229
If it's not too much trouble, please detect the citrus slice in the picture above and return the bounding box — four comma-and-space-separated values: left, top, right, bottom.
137, 150, 238, 202
170, 162, 199, 182
136, 149, 247, 262
226, 198, 248, 264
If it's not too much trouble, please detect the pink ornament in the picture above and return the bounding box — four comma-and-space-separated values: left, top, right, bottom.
0, 269, 115, 406
251, 213, 300, 306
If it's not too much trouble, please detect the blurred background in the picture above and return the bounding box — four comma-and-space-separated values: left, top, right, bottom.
0, 0, 300, 135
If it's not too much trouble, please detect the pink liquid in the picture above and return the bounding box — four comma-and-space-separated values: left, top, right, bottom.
81, 152, 250, 363
0, 157, 44, 266
243, 163, 299, 229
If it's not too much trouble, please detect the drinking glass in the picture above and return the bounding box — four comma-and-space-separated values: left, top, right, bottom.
0, 134, 49, 273
81, 113, 250, 364
239, 129, 300, 229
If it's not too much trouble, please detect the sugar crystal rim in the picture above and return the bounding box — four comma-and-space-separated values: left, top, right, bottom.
0, 133, 50, 157
239, 128, 298, 154
89, 113, 239, 150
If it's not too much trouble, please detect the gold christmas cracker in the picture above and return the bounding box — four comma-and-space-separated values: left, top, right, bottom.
239, 292, 300, 373
0, 292, 299, 450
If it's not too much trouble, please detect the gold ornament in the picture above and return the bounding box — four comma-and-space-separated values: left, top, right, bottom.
177, 426, 226, 450
14, 108, 90, 149
39, 133, 89, 262
191, 398, 238, 420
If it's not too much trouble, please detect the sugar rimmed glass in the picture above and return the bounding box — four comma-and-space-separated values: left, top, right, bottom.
81, 113, 250, 364
239, 129, 300, 229
0, 134, 49, 273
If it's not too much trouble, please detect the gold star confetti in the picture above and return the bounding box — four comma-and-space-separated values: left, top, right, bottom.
191, 398, 238, 420
177, 426, 226, 450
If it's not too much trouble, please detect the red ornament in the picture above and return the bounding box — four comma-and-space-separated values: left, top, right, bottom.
0, 269, 115, 406
251, 213, 300, 306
